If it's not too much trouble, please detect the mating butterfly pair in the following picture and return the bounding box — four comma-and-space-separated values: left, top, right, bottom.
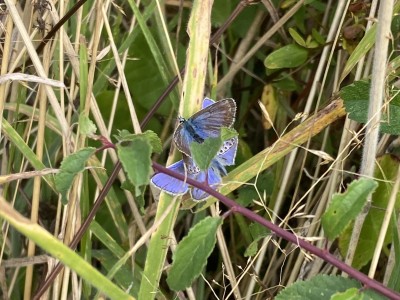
151, 98, 238, 201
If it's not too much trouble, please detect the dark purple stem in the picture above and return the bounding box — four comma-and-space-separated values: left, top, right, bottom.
152, 162, 400, 300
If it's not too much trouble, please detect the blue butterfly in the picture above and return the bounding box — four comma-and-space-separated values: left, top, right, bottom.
151, 137, 238, 201
173, 98, 236, 156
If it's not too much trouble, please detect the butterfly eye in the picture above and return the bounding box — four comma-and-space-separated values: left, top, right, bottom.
178, 116, 186, 124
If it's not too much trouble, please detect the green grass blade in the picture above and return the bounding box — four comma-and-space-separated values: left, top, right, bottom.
138, 1, 213, 298
0, 198, 134, 300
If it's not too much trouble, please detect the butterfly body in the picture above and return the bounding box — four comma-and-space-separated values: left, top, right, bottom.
151, 97, 238, 201
180, 118, 205, 144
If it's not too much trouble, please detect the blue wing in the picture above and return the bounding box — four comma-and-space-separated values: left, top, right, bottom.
173, 98, 236, 156
191, 167, 222, 201
216, 137, 238, 166
189, 98, 236, 133
202, 97, 215, 109
173, 124, 195, 156
150, 160, 189, 195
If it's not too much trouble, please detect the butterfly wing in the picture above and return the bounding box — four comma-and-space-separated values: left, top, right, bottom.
190, 98, 236, 135
182, 155, 221, 201
216, 137, 238, 166
173, 123, 194, 156
151, 160, 189, 195
173, 98, 237, 155
191, 167, 222, 201
202, 97, 215, 109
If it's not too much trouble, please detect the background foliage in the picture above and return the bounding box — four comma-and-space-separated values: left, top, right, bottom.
0, 0, 400, 299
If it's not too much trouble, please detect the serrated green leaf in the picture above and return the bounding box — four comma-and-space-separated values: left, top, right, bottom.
276, 275, 384, 300
190, 137, 222, 171
115, 130, 162, 154
264, 44, 308, 69
340, 80, 400, 134
117, 138, 152, 196
55, 147, 96, 204
142, 130, 162, 154
115, 129, 135, 142
289, 28, 306, 47
322, 178, 378, 240
167, 216, 222, 291
78, 113, 97, 136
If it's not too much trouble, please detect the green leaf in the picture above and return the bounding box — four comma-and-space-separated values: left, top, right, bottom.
322, 178, 378, 240
142, 130, 163, 154
120, 180, 135, 192
55, 147, 96, 204
167, 216, 222, 291
289, 28, 306, 47
117, 138, 152, 196
311, 28, 325, 45
244, 242, 258, 258
264, 44, 308, 69
221, 127, 238, 141
244, 222, 270, 257
340, 80, 370, 121
305, 37, 319, 49
78, 113, 97, 136
249, 222, 270, 240
115, 130, 162, 154
190, 137, 222, 171
341, 80, 400, 134
275, 274, 384, 300
331, 288, 363, 300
